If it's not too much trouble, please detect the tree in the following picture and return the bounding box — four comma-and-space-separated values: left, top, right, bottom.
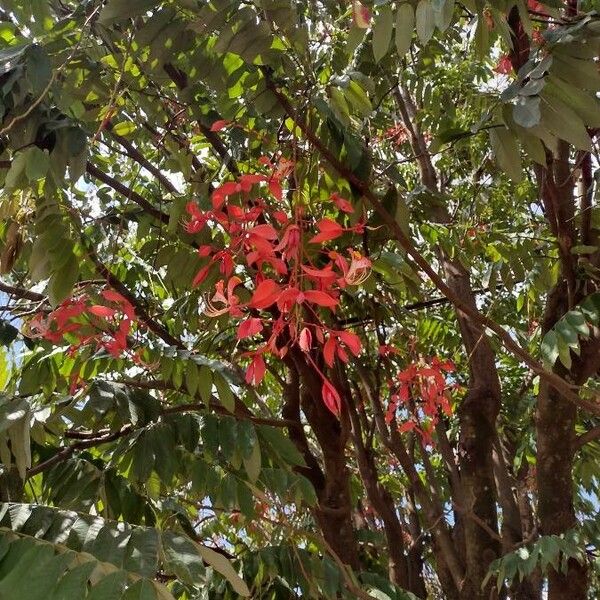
0, 0, 599, 598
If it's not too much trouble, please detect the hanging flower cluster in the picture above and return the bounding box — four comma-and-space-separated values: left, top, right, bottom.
184, 158, 371, 416
385, 356, 456, 444
27, 289, 137, 360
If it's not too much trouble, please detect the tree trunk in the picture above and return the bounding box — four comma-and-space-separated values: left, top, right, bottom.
443, 260, 502, 599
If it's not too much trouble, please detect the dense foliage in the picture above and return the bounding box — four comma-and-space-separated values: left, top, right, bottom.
0, 0, 599, 598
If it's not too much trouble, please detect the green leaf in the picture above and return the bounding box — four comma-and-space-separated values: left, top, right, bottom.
24, 45, 51, 96
49, 561, 96, 600
197, 365, 213, 404
372, 6, 394, 63
99, 0, 159, 25
540, 93, 592, 151
123, 527, 159, 577
489, 127, 522, 182
564, 311, 589, 338
112, 122, 137, 136
47, 253, 79, 306
243, 441, 261, 483
122, 578, 158, 600
344, 80, 372, 118
415, 0, 435, 45
197, 545, 250, 596
541, 330, 559, 367
86, 571, 128, 600
185, 362, 199, 397
513, 96, 541, 128
213, 372, 235, 413
25, 147, 50, 181
395, 3, 414, 57
258, 426, 305, 467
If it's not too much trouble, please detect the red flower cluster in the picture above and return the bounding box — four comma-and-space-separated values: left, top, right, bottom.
385, 357, 456, 444
184, 159, 371, 416
379, 123, 410, 146
27, 289, 137, 360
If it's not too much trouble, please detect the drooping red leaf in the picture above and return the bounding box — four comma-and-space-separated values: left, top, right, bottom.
101, 289, 128, 304
309, 219, 344, 244
299, 327, 312, 352
210, 119, 231, 132
192, 265, 211, 287
276, 287, 301, 312
337, 330, 361, 356
331, 193, 354, 214
303, 290, 339, 308
323, 336, 336, 367
268, 178, 283, 201
249, 279, 281, 310
321, 379, 342, 416
337, 345, 349, 363
237, 317, 264, 340
245, 354, 266, 386
88, 305, 116, 318
249, 224, 278, 240
398, 421, 418, 433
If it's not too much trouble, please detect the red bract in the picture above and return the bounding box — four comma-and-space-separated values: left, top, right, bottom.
245, 353, 266, 386
331, 193, 354, 214
527, 0, 547, 14
185, 202, 209, 233
185, 165, 374, 404
379, 344, 399, 356
249, 279, 281, 310
303, 290, 339, 308
299, 327, 312, 352
337, 330, 361, 356
309, 219, 344, 243
237, 317, 263, 340
323, 330, 361, 367
29, 288, 138, 367
192, 265, 211, 287
322, 378, 342, 415
275, 225, 301, 261
385, 357, 456, 443
88, 305, 116, 318
494, 55, 513, 75
210, 119, 231, 131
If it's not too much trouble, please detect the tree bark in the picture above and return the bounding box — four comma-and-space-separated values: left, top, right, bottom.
535, 145, 588, 599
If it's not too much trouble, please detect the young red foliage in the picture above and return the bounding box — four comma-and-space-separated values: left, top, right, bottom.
321, 378, 342, 416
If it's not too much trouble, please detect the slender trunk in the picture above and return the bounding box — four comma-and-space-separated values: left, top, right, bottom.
393, 82, 504, 597
288, 350, 361, 569
443, 261, 502, 599
282, 361, 360, 569
346, 379, 427, 596
535, 145, 588, 599
536, 378, 587, 599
